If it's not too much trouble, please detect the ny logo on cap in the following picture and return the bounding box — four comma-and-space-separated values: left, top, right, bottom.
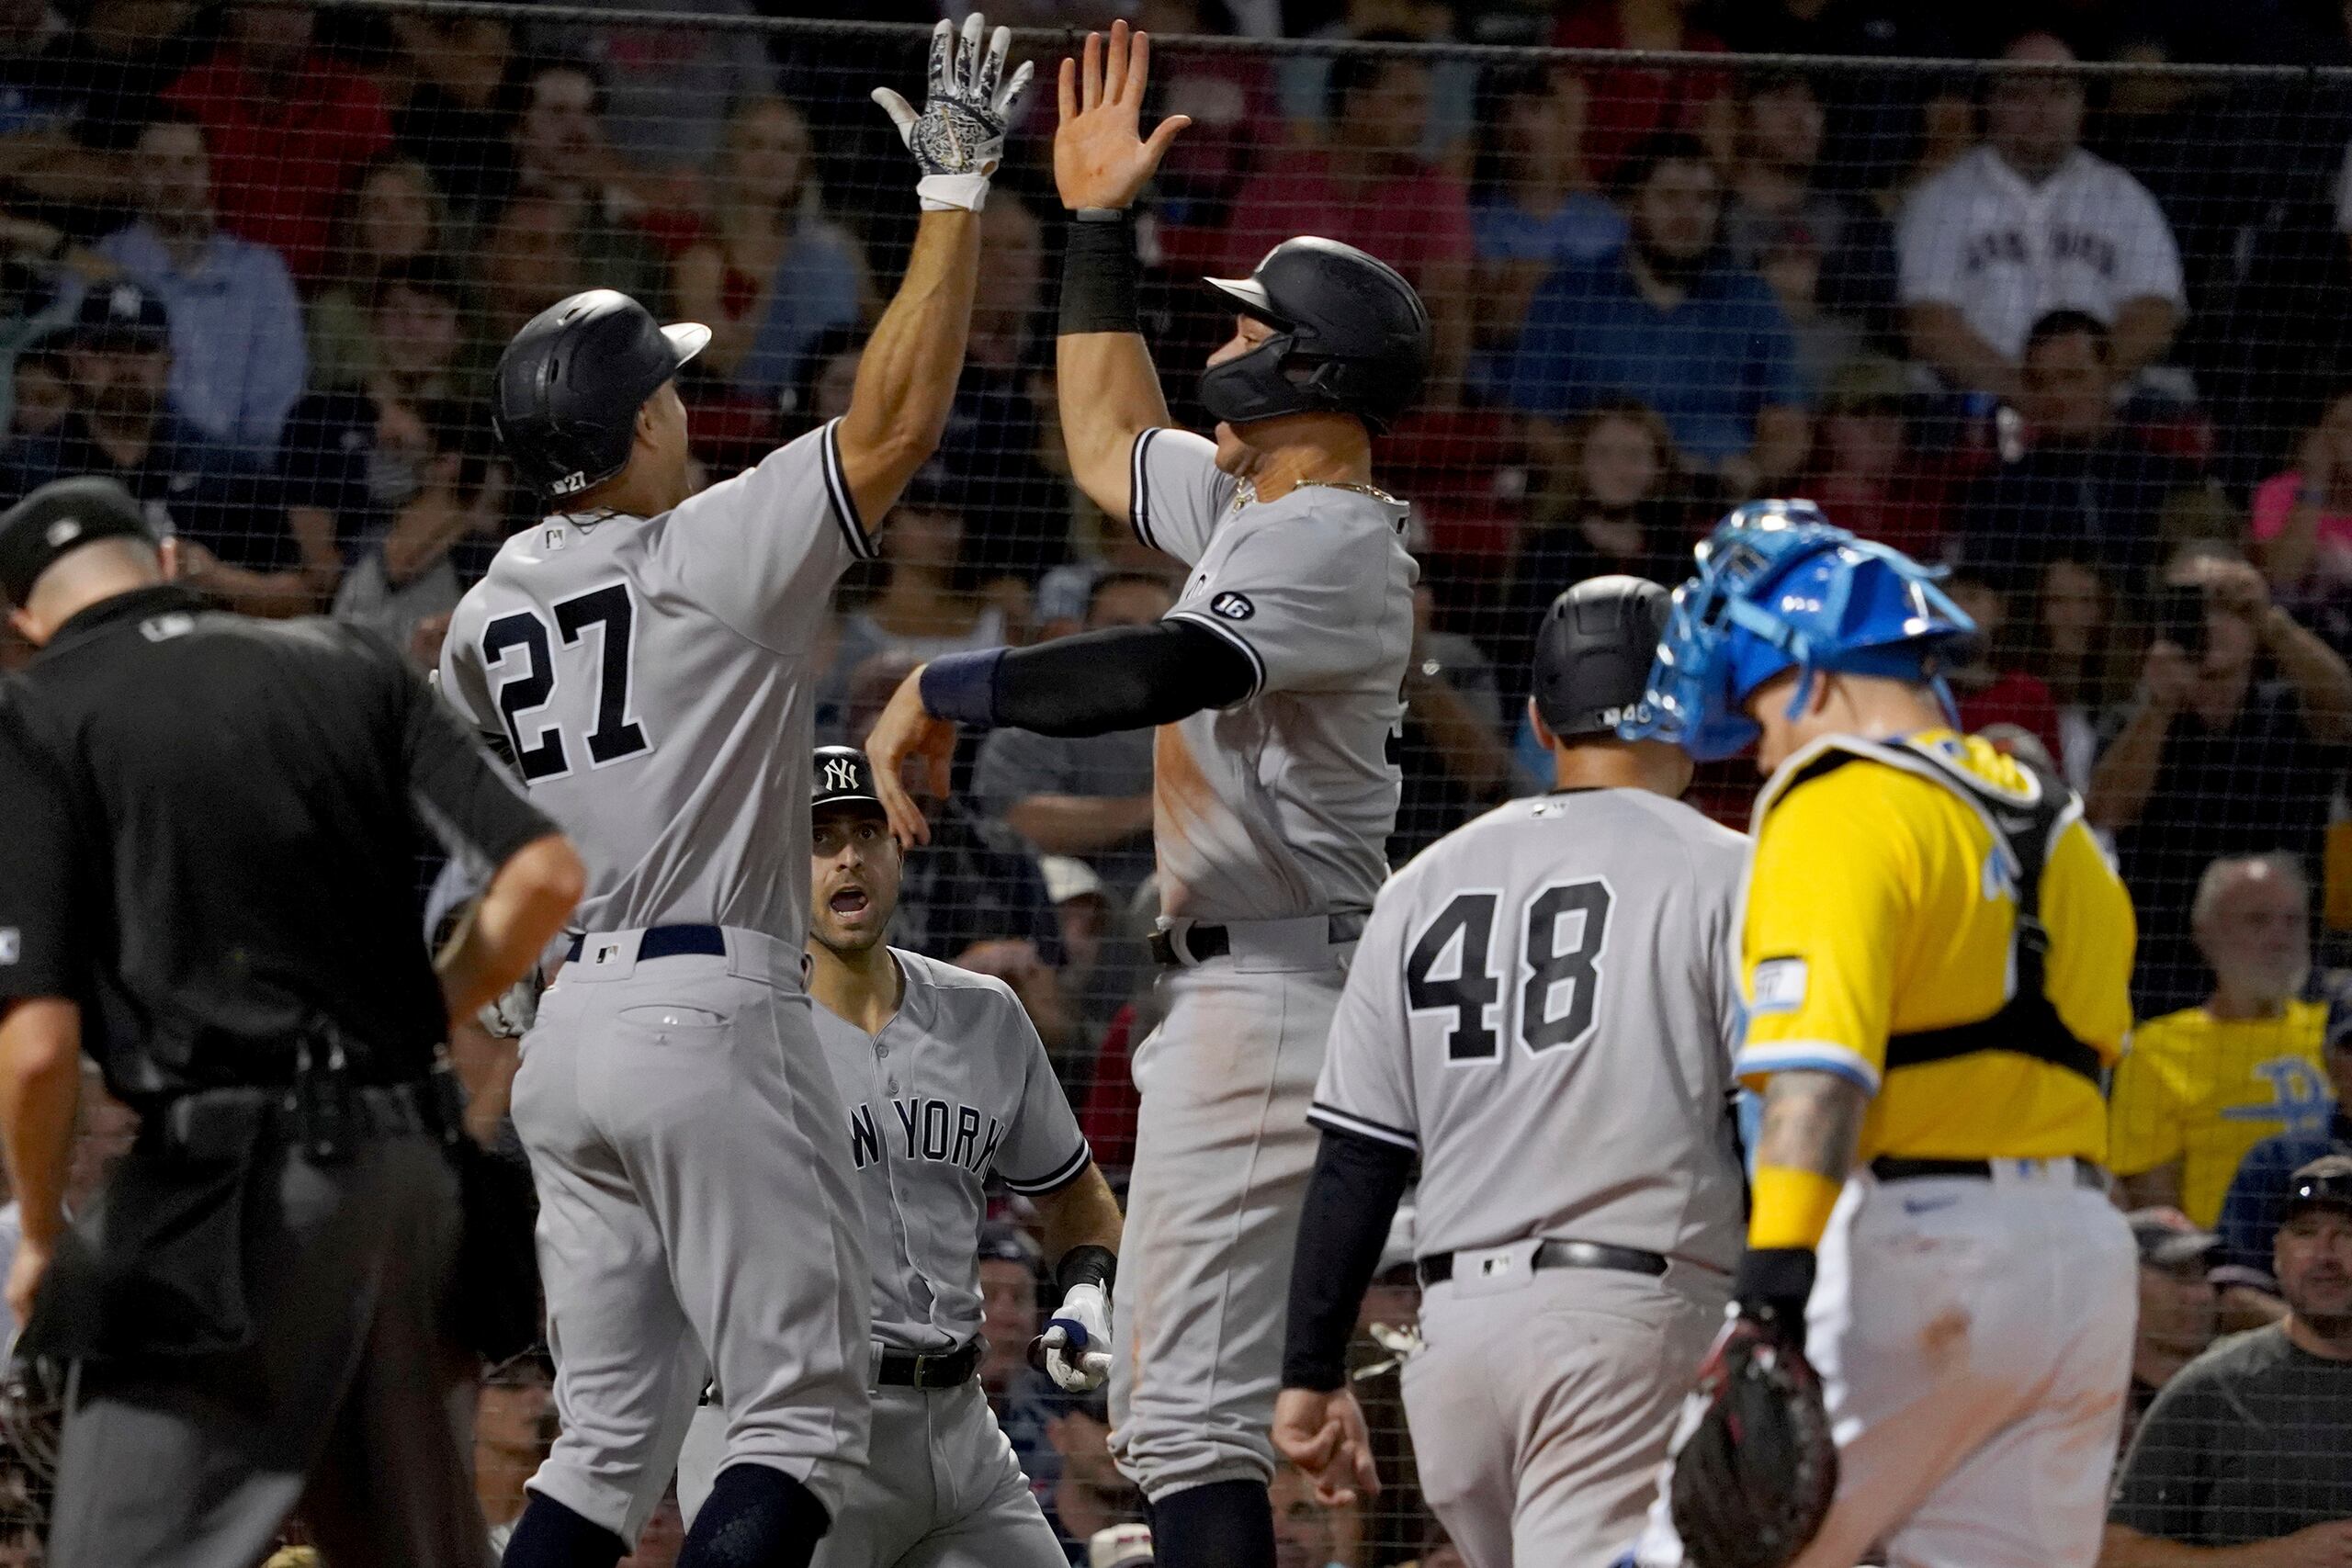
44, 518, 83, 548
824, 758, 862, 794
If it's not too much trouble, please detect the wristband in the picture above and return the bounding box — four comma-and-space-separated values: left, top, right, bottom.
916, 172, 991, 212
1059, 211, 1141, 337
1733, 1245, 1818, 1335
1748, 1164, 1843, 1252
917, 648, 1002, 728
1055, 1242, 1117, 1302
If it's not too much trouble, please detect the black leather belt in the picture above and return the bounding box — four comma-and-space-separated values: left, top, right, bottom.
1417, 1238, 1669, 1287
1147, 912, 1369, 968
567, 923, 727, 963
1871, 1156, 2107, 1190
876, 1338, 982, 1390
153, 1077, 444, 1157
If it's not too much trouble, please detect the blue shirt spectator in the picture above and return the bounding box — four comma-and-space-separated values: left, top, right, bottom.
89, 112, 306, 454
1502, 134, 1810, 486
1471, 195, 1627, 276
2218, 993, 2352, 1289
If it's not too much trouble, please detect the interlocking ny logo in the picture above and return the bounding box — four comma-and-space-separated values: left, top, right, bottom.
824, 758, 861, 794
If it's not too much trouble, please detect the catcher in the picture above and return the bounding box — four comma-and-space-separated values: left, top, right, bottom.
1620, 504, 2139, 1568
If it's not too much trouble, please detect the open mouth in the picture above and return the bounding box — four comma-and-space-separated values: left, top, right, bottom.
830, 886, 871, 916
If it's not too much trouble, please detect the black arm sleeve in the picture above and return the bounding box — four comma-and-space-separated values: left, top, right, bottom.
1280, 1123, 1416, 1393
390, 651, 560, 866
991, 619, 1255, 737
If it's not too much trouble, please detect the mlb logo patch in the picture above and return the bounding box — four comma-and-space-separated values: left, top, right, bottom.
1211, 592, 1255, 621
0, 929, 19, 965
1749, 956, 1808, 1014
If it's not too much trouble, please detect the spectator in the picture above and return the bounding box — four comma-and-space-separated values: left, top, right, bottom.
2103, 1157, 2352, 1565
1897, 31, 2185, 401
476, 192, 595, 340
5, 0, 208, 205
1755, 218, 1864, 401
0, 281, 336, 615
1944, 562, 2064, 761
308, 156, 450, 391
939, 194, 1067, 582
665, 96, 866, 405
1129, 0, 1281, 258
160, 2, 393, 284
2030, 554, 2125, 792
1042, 1384, 1146, 1562
2220, 987, 2352, 1292
2088, 555, 2352, 1011
1502, 133, 1811, 501
973, 571, 1172, 908
326, 399, 507, 660
834, 466, 1019, 680
537, 0, 779, 177
1962, 310, 2206, 589
1549, 0, 1733, 184
2254, 385, 2352, 599
1216, 41, 1475, 394
481, 61, 666, 307
475, 1357, 557, 1560
1270, 1462, 1359, 1568
386, 13, 515, 211
1498, 397, 1688, 690
1802, 355, 1948, 564
2121, 1208, 2222, 1455
93, 111, 306, 453
1467, 67, 1624, 384
1394, 582, 1510, 862
8, 346, 70, 440
1722, 70, 1896, 327
2111, 854, 2336, 1225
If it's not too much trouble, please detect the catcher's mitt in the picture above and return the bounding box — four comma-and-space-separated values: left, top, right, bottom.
1668, 1318, 1838, 1568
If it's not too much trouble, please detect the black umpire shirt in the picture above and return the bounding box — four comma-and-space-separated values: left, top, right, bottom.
0, 584, 553, 1104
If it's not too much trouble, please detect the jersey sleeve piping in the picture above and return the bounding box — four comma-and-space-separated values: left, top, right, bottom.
1129, 429, 1159, 552
1163, 608, 1266, 701
1000, 1141, 1093, 1195
1733, 1040, 1883, 1095
820, 418, 878, 562
1308, 1101, 1419, 1152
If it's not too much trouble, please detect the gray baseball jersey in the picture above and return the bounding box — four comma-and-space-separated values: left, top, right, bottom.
1311, 787, 1750, 1271
440, 418, 875, 942
1128, 427, 1415, 923
822, 949, 1091, 1353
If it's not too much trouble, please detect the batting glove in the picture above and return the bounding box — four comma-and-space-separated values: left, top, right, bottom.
1034, 1280, 1114, 1392
872, 12, 1034, 213
476, 968, 541, 1039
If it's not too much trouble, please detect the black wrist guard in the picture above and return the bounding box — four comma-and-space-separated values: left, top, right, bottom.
1058, 212, 1140, 337
1734, 1246, 1817, 1349
1055, 1242, 1117, 1301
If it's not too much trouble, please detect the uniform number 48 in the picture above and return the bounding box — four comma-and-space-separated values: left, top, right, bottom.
481, 582, 653, 783
1405, 881, 1613, 1061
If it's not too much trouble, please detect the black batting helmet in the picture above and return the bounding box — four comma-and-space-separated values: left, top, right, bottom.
1197, 237, 1430, 434
492, 290, 709, 499
1532, 575, 1671, 739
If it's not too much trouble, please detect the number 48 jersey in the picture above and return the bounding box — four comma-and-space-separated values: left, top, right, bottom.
1311, 787, 1751, 1271
439, 420, 875, 942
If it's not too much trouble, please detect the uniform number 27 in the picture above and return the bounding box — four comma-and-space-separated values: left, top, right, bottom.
481, 583, 652, 783
1406, 882, 1612, 1060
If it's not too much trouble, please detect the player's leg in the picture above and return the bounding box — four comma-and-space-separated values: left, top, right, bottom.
1878, 1189, 2135, 1568
896, 1382, 1067, 1568
505, 985, 707, 1562
1508, 1272, 1724, 1568
598, 956, 871, 1539
1396, 1290, 1519, 1568
1111, 961, 1339, 1568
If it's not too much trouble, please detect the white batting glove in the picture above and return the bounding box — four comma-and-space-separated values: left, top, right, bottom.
476, 969, 540, 1039
1034, 1280, 1114, 1392
872, 13, 1033, 212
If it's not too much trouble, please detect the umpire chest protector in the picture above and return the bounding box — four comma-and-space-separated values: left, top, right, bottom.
1755, 733, 2101, 1087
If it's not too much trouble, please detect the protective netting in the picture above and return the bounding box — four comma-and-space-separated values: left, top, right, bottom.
7, 4, 2352, 1564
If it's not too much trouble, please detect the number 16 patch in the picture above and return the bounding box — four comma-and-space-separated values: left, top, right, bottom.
1749, 956, 1808, 1014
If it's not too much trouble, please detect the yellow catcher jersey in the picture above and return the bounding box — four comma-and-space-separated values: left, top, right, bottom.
1736, 729, 2136, 1163
2108, 1000, 2332, 1227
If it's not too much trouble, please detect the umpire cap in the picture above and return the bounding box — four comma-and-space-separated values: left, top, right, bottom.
492, 290, 709, 499
1532, 575, 1671, 739
0, 476, 157, 604
1197, 237, 1430, 434
812, 746, 885, 814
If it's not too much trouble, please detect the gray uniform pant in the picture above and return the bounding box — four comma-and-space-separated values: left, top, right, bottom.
677, 1375, 1063, 1566
514, 926, 870, 1543
1402, 1254, 1724, 1568
47, 1134, 488, 1568
1110, 927, 1351, 1500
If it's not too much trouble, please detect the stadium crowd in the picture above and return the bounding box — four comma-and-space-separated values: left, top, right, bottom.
9, 0, 2352, 1563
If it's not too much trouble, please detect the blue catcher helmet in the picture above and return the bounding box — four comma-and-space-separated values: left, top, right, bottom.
1617, 500, 1977, 761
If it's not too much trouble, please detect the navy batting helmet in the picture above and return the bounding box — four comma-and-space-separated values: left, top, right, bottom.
1197, 237, 1430, 434
492, 290, 709, 499
1532, 575, 1672, 739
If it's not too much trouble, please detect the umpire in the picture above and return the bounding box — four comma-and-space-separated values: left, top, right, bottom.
0, 476, 584, 1567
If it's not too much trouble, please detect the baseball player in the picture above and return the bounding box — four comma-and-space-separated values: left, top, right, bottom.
1271, 578, 1749, 1568
674, 746, 1125, 1565
436, 23, 1034, 1568
862, 24, 1427, 1568
1618, 503, 2139, 1568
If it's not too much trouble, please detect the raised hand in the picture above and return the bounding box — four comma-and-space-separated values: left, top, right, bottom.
1055, 20, 1192, 213
874, 12, 1035, 209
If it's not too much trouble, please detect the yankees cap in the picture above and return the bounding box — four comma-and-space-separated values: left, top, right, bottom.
0, 476, 158, 604
811, 745, 884, 813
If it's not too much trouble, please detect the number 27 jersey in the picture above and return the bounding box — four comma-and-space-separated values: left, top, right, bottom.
439, 420, 874, 942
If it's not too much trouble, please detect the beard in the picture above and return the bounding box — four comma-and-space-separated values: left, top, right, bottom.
1633, 231, 1713, 288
